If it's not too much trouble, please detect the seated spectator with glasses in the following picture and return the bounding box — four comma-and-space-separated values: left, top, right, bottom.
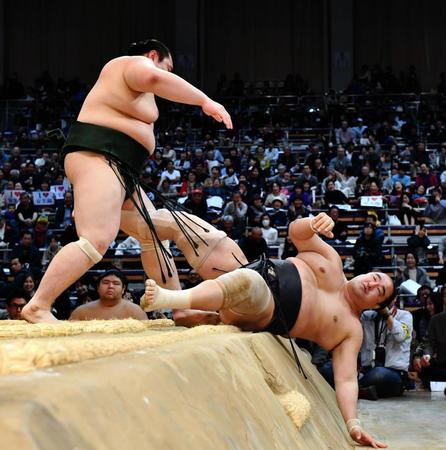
0, 288, 29, 320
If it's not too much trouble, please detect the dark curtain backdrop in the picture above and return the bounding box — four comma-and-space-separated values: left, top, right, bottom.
4, 0, 175, 87
354, 0, 446, 89
202, 0, 326, 91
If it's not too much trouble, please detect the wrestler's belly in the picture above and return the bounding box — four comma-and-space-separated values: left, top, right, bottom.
78, 108, 156, 153
284, 257, 323, 339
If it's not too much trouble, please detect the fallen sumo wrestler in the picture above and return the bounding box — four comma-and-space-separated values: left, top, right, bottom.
140, 212, 392, 449
21, 38, 233, 323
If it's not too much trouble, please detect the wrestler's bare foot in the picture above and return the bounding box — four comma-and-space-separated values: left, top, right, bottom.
141, 279, 192, 312
21, 302, 58, 323
140, 279, 161, 312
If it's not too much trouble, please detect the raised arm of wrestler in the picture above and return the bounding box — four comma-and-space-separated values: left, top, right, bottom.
288, 214, 387, 449
123, 55, 232, 129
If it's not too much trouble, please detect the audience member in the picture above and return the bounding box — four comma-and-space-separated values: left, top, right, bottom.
238, 227, 269, 261
223, 191, 248, 229
407, 225, 431, 265
15, 193, 37, 231
184, 189, 208, 220
353, 223, 382, 276
359, 298, 413, 398
1, 288, 29, 320
424, 188, 446, 224
260, 214, 278, 245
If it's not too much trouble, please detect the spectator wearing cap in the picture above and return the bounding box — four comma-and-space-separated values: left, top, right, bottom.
264, 182, 288, 207
223, 191, 248, 230
184, 189, 208, 220
70, 269, 147, 321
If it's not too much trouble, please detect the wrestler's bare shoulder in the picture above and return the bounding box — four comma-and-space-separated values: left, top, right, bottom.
78, 55, 158, 152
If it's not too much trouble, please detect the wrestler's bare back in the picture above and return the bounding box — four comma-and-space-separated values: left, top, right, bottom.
285, 253, 362, 351
78, 56, 162, 153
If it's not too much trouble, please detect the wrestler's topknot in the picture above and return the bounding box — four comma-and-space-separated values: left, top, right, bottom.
127, 38, 171, 60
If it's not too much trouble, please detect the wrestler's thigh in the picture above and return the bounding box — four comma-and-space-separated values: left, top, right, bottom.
64, 152, 124, 238
120, 186, 156, 236
219, 300, 274, 331
197, 237, 248, 280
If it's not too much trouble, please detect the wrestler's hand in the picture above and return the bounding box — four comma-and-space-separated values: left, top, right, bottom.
310, 212, 334, 238
350, 427, 388, 448
202, 99, 233, 129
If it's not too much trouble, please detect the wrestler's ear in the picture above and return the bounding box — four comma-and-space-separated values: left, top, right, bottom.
146, 50, 159, 63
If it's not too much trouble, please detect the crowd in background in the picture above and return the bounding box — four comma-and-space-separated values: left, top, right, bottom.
0, 66, 445, 394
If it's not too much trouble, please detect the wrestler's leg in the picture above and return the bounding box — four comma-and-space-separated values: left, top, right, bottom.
22, 152, 124, 323
121, 207, 247, 280
141, 269, 274, 330
120, 191, 181, 290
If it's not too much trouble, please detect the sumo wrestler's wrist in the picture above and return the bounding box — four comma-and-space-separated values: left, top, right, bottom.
309, 218, 318, 234
346, 418, 362, 434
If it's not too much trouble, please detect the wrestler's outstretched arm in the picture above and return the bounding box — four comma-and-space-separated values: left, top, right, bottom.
123, 57, 232, 129
332, 333, 388, 448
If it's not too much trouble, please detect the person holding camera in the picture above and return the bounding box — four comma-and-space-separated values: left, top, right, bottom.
359, 296, 413, 398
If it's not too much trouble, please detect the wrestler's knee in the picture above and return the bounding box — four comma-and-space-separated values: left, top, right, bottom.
80, 233, 114, 256
215, 268, 271, 315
